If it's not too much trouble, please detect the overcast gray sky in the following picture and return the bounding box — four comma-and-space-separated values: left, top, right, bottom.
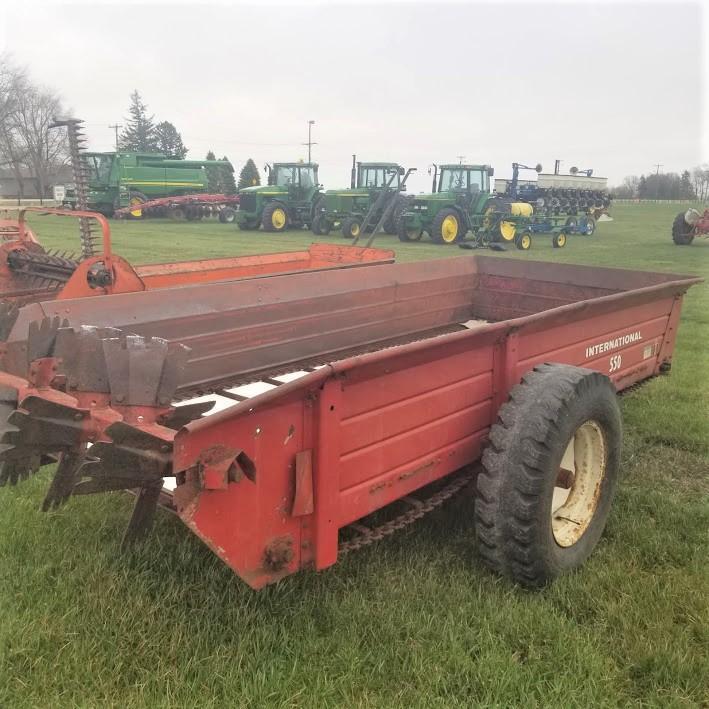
1, 1, 706, 191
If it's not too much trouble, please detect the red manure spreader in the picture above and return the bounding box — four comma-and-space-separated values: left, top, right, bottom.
0, 208, 700, 590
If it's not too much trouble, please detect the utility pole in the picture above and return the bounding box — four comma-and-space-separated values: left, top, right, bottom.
456, 155, 465, 164
108, 123, 122, 151
653, 163, 663, 200
302, 120, 317, 162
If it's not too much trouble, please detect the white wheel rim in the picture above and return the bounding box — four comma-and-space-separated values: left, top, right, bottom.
552, 420, 606, 547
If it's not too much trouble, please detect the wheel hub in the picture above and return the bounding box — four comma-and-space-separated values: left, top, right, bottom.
552, 420, 606, 547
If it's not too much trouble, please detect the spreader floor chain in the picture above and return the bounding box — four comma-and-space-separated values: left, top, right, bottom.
338, 470, 475, 555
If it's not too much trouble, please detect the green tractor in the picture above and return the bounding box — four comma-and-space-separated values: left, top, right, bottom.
397, 163, 536, 249
235, 162, 321, 232
312, 157, 413, 239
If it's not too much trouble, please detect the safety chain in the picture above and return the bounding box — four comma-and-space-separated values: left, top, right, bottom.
338, 470, 476, 556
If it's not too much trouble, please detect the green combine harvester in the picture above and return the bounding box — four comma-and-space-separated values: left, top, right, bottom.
60, 152, 233, 217
312, 157, 412, 239
396, 163, 543, 249
235, 162, 321, 231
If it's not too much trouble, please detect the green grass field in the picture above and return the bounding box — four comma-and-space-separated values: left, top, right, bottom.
0, 203, 707, 707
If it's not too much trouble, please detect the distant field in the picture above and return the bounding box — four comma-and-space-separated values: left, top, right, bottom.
0, 203, 707, 707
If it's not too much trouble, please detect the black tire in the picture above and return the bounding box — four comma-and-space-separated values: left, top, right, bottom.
185, 206, 203, 221
219, 207, 236, 224
262, 202, 288, 232
431, 208, 464, 244
475, 363, 622, 588
552, 232, 567, 248
312, 214, 332, 236
397, 216, 424, 242
515, 232, 532, 250
383, 195, 410, 235
578, 215, 596, 235
672, 212, 695, 245
341, 217, 362, 239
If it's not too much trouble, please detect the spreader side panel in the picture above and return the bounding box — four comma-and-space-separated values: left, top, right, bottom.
514, 296, 681, 389
334, 338, 496, 528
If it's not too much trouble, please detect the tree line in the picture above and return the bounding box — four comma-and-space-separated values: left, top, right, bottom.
0, 55, 262, 199
612, 168, 707, 201
118, 91, 260, 193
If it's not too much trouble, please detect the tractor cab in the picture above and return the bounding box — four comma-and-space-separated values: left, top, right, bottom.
269, 162, 320, 202
356, 163, 404, 191
436, 164, 491, 195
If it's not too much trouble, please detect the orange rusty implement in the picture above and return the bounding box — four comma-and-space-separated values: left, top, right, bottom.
0, 207, 394, 303
0, 253, 700, 591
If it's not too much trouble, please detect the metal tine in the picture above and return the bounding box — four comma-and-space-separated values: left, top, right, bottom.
121, 484, 163, 548
42, 450, 85, 511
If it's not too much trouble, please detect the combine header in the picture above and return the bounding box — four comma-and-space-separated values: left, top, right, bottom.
0, 239, 699, 590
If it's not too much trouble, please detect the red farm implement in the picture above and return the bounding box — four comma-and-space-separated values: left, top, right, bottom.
0, 207, 393, 304
113, 193, 241, 222
0, 242, 700, 589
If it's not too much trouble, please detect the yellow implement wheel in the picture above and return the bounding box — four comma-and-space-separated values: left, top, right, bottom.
271, 207, 287, 230
129, 195, 145, 218
499, 220, 517, 242
553, 232, 567, 249
515, 232, 532, 250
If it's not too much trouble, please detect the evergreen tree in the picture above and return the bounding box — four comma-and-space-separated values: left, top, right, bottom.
119, 90, 158, 152
680, 170, 695, 200
155, 121, 187, 158
221, 156, 237, 194
238, 158, 261, 189
204, 150, 223, 193
637, 175, 647, 199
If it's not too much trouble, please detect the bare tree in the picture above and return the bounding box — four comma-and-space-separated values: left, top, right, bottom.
691, 166, 709, 202
0, 55, 29, 198
12, 85, 68, 199
0, 55, 68, 201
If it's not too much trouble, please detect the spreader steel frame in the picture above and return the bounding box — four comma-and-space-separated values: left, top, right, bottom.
0, 253, 699, 589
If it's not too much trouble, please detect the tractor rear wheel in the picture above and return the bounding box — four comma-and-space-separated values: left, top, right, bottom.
262, 203, 288, 232
397, 218, 424, 242
312, 214, 332, 236
432, 208, 463, 244
672, 212, 695, 245
475, 363, 622, 587
384, 195, 411, 235
341, 217, 362, 239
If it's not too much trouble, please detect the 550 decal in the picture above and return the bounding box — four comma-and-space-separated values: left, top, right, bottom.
609, 354, 622, 373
